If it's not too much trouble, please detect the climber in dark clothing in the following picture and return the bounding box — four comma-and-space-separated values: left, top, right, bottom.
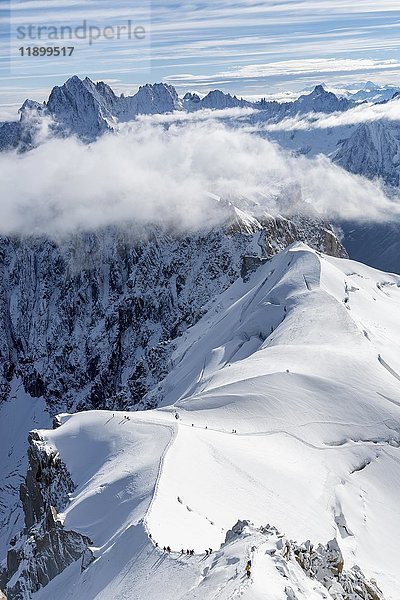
167, 546, 171, 553
245, 560, 251, 578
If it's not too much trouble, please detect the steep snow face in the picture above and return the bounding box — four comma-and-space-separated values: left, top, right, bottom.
8, 244, 400, 599
143, 244, 400, 596
333, 120, 400, 186
0, 217, 343, 560
151, 242, 400, 410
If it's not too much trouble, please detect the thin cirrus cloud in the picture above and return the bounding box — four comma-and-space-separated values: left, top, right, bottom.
165, 58, 400, 87
2, 0, 400, 107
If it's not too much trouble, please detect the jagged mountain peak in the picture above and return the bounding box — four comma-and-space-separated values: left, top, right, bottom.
131, 81, 183, 113
364, 80, 379, 91
1, 75, 358, 150
138, 81, 177, 94
312, 84, 326, 95
299, 84, 338, 102
199, 89, 250, 110
19, 98, 45, 113
294, 84, 351, 114
48, 75, 112, 103
41, 78, 184, 139
183, 91, 201, 102
46, 75, 117, 141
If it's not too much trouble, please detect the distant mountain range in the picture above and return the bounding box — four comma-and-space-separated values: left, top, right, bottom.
2, 77, 400, 188
1, 76, 400, 275
0, 77, 355, 147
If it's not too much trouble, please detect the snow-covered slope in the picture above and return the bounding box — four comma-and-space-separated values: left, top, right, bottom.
333, 120, 400, 186
265, 122, 356, 158
4, 243, 400, 599
0, 217, 340, 415
0, 217, 343, 560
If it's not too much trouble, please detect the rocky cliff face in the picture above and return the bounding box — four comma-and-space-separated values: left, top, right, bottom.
0, 215, 345, 417
227, 521, 385, 600
333, 120, 400, 186
1, 431, 94, 600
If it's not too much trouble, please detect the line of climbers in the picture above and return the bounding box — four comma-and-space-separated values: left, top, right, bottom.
159, 547, 213, 556
150, 536, 213, 558
150, 533, 254, 580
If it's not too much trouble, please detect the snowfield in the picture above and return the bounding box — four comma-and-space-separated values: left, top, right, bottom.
33, 243, 400, 599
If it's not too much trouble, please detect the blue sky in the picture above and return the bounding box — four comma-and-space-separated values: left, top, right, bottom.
2, 0, 400, 116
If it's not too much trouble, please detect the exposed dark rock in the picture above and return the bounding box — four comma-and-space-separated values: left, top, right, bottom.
19, 431, 74, 531
2, 433, 93, 599
0, 219, 345, 416
241, 256, 270, 281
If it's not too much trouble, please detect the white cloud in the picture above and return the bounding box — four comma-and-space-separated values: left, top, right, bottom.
0, 105, 21, 121
262, 97, 400, 132
1, 115, 399, 237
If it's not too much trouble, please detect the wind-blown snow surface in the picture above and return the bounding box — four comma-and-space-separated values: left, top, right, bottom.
34, 244, 400, 599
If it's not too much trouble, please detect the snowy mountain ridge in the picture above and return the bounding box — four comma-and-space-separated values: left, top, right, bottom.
2, 242, 400, 599
0, 214, 344, 562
